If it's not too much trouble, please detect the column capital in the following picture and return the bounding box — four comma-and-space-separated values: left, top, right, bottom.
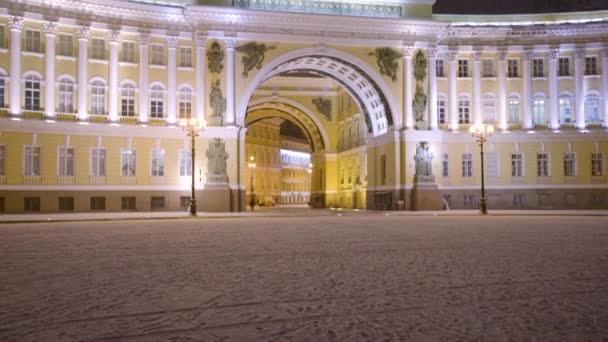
107, 30, 121, 44
194, 31, 208, 48
548, 48, 560, 60
446, 50, 458, 62
402, 45, 414, 58
496, 48, 508, 61
224, 36, 238, 50
601, 47, 608, 58
42, 21, 58, 36
138, 31, 151, 46
523, 48, 534, 61
427, 47, 437, 59
166, 36, 180, 49
76, 26, 90, 41
574, 48, 585, 59
8, 16, 24, 32
472, 49, 483, 62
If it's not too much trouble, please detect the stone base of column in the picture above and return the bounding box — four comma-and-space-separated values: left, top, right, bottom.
201, 183, 231, 212
411, 183, 442, 211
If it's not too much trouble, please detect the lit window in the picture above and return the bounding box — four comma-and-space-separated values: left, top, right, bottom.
437, 97, 446, 124
121, 149, 136, 177
482, 59, 493, 77
91, 38, 105, 59
558, 57, 570, 76
458, 96, 470, 124
90, 148, 106, 177
564, 153, 577, 177
151, 149, 165, 176
442, 153, 448, 177
482, 94, 495, 123
585, 56, 598, 75
508, 59, 519, 77
150, 85, 164, 118
90, 80, 106, 115
58, 34, 73, 56
150, 44, 164, 65
461, 153, 473, 178
25, 30, 41, 53
178, 87, 192, 119
24, 145, 41, 176
537, 153, 550, 177
532, 96, 546, 125
558, 95, 572, 124
121, 41, 135, 63
24, 75, 41, 111
179, 149, 192, 177
585, 95, 601, 123
533, 59, 544, 77
511, 153, 523, 177
508, 95, 520, 124
0, 73, 5, 108
179, 47, 192, 67
592, 152, 604, 177
121, 84, 135, 117
436, 59, 445, 77
58, 78, 74, 113
458, 59, 468, 77
58, 147, 74, 177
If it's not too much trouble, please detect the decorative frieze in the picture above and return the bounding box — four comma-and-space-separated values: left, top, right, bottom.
369, 47, 402, 82
235, 42, 276, 78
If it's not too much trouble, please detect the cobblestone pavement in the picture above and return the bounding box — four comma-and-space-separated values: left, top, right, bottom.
1, 216, 607, 341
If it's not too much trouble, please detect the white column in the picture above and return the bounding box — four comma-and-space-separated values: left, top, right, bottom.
447, 51, 458, 131
522, 49, 533, 129
497, 49, 508, 131
574, 48, 586, 130
8, 16, 24, 116
428, 47, 438, 130
166, 36, 179, 124
224, 36, 238, 126
194, 31, 207, 121
403, 46, 414, 130
43, 22, 57, 118
548, 49, 560, 130
107, 30, 120, 122
77, 26, 89, 120
602, 47, 608, 128
472, 50, 482, 126
138, 32, 150, 123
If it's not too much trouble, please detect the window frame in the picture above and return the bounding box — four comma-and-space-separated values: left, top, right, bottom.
564, 152, 577, 177
511, 153, 524, 177
121, 148, 137, 177
591, 152, 605, 177
537, 152, 550, 177
23, 145, 41, 176
24, 29, 41, 53
90, 147, 106, 177
58, 33, 74, 57
57, 146, 75, 177
457, 59, 469, 78
91, 38, 106, 60
461, 153, 473, 178
151, 149, 165, 177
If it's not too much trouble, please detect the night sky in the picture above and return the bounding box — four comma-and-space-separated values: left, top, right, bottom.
433, 0, 608, 14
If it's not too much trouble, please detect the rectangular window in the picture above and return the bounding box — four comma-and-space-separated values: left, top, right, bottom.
24, 197, 40, 212
121, 196, 136, 210
458, 59, 468, 77
461, 153, 473, 178
179, 47, 192, 67
0, 145, 4, 176
482, 59, 493, 77
513, 194, 525, 208
24, 145, 41, 176
511, 153, 523, 177
380, 154, 386, 185
508, 97, 520, 123
151, 196, 165, 210
564, 152, 577, 177
507, 59, 519, 77
179, 149, 192, 177
58, 34, 73, 56
151, 149, 165, 176
437, 99, 446, 124
150, 44, 163, 65
537, 153, 550, 177
25, 30, 41, 52
0, 26, 4, 48
533, 59, 544, 77
91, 38, 105, 59
592, 152, 604, 177
90, 197, 106, 210
458, 98, 470, 124
436, 60, 445, 77
486, 152, 498, 177
180, 196, 191, 210
121, 41, 135, 63
90, 148, 106, 177
0, 197, 4, 213
58, 147, 74, 177
464, 195, 476, 209
558, 57, 570, 76
121, 149, 136, 176
58, 197, 74, 211
585, 56, 598, 75
532, 99, 546, 125
442, 153, 448, 177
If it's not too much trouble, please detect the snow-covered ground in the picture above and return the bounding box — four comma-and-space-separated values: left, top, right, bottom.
1, 216, 607, 341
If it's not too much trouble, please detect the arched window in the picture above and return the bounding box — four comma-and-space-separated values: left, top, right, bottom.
508, 94, 520, 124
458, 96, 470, 124
24, 74, 41, 111
121, 83, 135, 117
585, 94, 601, 123
437, 96, 446, 124
58, 77, 74, 113
0, 72, 6, 108
90, 80, 106, 114
178, 87, 192, 119
558, 94, 572, 124
150, 85, 164, 118
532, 95, 546, 125
483, 94, 496, 123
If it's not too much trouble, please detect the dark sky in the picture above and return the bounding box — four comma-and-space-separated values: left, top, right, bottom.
433, 0, 608, 14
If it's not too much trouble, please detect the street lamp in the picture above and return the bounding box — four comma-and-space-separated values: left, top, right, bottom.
179, 117, 207, 216
469, 124, 495, 215
248, 156, 257, 212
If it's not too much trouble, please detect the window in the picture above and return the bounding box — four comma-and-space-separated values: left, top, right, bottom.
0, 197, 4, 213
537, 153, 550, 177
482, 59, 493, 77
559, 95, 572, 124
458, 59, 468, 77
592, 153, 604, 177
513, 194, 525, 208
58, 34, 73, 56
58, 147, 74, 177
90, 197, 106, 210
91, 80, 106, 114
458, 96, 470, 124
150, 44, 163, 65
380, 154, 386, 185
178, 87, 192, 119
179, 47, 192, 67
486, 152, 498, 177
58, 78, 74, 113
464, 195, 476, 209
151, 149, 165, 176
436, 59, 445, 77
564, 153, 577, 177
121, 196, 136, 210
25, 30, 41, 52
508, 95, 520, 124
437, 97, 446, 124
24, 75, 41, 111
121, 149, 136, 176
483, 94, 495, 123
461, 153, 473, 178
24, 197, 40, 212
0, 145, 5, 176
558, 57, 570, 76
0, 26, 4, 48
151, 197, 165, 210
0, 74, 5, 108
179, 149, 192, 177
58, 197, 74, 211
150, 85, 164, 118
532, 97, 546, 125
507, 59, 518, 77
90, 148, 106, 176
355, 121, 360, 146
533, 59, 544, 77
91, 38, 105, 59
585, 95, 601, 123
442, 153, 448, 177
121, 41, 135, 63
24, 145, 41, 176
121, 84, 135, 116
180, 196, 191, 210
585, 56, 598, 75
511, 153, 523, 177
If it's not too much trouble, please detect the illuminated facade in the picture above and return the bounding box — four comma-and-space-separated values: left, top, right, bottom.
0, 0, 607, 213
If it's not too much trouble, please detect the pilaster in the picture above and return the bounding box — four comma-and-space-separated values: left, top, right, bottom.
472, 49, 482, 126
447, 50, 458, 131
166, 36, 179, 124
522, 48, 533, 129
107, 30, 120, 122
403, 45, 414, 130
8, 16, 24, 116
497, 48, 508, 131
194, 31, 208, 121
138, 32, 150, 123
548, 48, 560, 130
574, 48, 586, 130
43, 21, 58, 118
224, 35, 238, 126
77, 26, 90, 121
428, 47, 438, 130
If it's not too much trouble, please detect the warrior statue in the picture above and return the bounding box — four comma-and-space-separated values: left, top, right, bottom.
209, 79, 225, 118
206, 138, 229, 177
413, 141, 433, 177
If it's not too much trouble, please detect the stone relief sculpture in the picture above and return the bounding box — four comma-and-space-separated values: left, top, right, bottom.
206, 138, 229, 184
209, 79, 226, 119
207, 41, 224, 74
235, 42, 276, 77
312, 97, 332, 121
368, 47, 402, 82
413, 50, 428, 130
413, 50, 427, 82
413, 141, 434, 183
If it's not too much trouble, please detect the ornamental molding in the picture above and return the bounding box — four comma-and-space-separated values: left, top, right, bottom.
42, 21, 58, 36
522, 48, 534, 61
427, 47, 437, 59
138, 32, 151, 45
548, 48, 560, 60
193, 31, 208, 48
471, 49, 482, 62
166, 36, 180, 49
446, 50, 458, 61
574, 48, 586, 59
8, 16, 24, 31
76, 25, 90, 40
107, 30, 121, 44
602, 47, 608, 58
496, 48, 508, 61
223, 36, 239, 50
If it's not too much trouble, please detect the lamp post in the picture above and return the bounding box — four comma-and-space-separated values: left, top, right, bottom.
248, 156, 256, 212
468, 124, 495, 215
179, 117, 207, 216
